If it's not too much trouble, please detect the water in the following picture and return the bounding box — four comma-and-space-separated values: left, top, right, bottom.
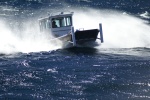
0, 0, 150, 100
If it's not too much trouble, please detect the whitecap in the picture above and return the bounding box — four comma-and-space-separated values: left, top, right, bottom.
47, 68, 58, 73
140, 11, 150, 19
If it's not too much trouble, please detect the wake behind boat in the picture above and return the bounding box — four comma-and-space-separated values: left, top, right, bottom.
38, 12, 104, 48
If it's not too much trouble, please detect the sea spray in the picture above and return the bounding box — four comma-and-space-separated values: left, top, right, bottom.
0, 19, 62, 54
73, 8, 150, 48
0, 7, 150, 54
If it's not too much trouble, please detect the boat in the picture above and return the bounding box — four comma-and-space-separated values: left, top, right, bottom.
38, 12, 104, 48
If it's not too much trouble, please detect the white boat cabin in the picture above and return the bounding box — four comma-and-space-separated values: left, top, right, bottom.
39, 12, 73, 37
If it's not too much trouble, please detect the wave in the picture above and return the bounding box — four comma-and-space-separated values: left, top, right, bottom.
0, 19, 62, 54
72, 8, 150, 48
140, 11, 150, 19
0, 6, 150, 54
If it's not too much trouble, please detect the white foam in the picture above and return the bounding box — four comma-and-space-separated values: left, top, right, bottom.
73, 8, 150, 48
0, 8, 150, 54
0, 19, 62, 54
140, 11, 150, 19
47, 68, 58, 73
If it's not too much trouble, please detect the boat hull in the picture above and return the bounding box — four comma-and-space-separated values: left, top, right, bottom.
57, 29, 99, 48
74, 29, 99, 44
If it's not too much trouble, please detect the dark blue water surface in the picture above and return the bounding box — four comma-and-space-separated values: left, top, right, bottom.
0, 0, 150, 100
1, 47, 150, 100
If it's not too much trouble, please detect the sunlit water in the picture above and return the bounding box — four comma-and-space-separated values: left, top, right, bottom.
0, 0, 150, 100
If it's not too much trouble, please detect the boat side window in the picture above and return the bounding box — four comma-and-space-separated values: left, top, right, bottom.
39, 18, 51, 31
39, 19, 46, 31
46, 19, 51, 28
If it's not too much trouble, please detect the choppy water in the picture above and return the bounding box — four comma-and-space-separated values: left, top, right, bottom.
0, 0, 150, 100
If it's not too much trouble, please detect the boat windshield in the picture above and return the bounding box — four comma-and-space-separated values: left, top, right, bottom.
52, 16, 72, 28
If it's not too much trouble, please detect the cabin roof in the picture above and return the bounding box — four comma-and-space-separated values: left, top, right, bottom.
38, 12, 74, 21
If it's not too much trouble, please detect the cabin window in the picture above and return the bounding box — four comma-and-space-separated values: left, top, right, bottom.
46, 19, 50, 28
39, 19, 50, 31
39, 20, 46, 31
66, 17, 71, 26
52, 16, 72, 28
